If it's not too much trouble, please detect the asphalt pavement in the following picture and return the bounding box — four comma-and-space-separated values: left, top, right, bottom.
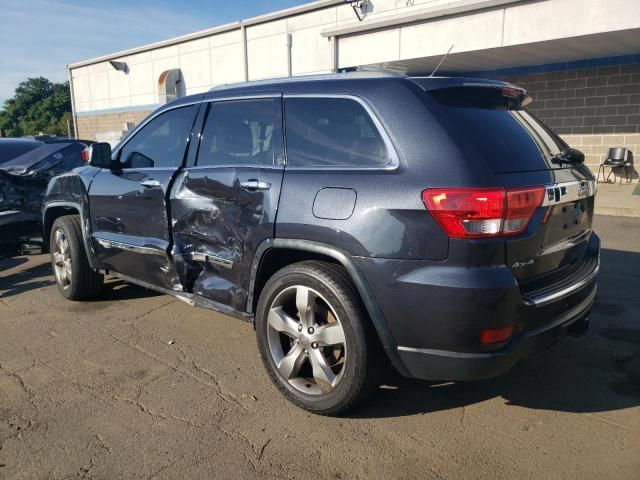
0, 215, 639, 480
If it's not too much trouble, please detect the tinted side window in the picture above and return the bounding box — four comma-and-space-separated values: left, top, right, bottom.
197, 98, 283, 167
119, 105, 197, 168
284, 97, 388, 167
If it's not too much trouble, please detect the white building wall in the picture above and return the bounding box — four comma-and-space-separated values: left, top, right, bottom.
71, 3, 347, 113
70, 0, 640, 115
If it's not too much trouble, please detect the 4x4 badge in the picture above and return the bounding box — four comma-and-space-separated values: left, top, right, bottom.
512, 259, 535, 269
577, 181, 589, 198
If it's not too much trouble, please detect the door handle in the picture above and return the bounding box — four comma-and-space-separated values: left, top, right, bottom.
240, 180, 271, 191
140, 179, 162, 188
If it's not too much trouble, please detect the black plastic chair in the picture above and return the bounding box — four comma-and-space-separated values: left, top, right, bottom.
597, 148, 634, 184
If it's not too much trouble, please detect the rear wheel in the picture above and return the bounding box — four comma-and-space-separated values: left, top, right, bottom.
50, 215, 103, 300
255, 261, 380, 415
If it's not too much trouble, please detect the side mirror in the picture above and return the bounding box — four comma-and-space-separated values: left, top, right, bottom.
89, 143, 114, 169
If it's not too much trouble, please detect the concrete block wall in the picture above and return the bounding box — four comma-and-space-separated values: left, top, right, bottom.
76, 110, 152, 142
500, 63, 640, 174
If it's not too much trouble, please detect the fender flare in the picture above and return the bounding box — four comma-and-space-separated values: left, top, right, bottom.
42, 201, 102, 270
248, 238, 410, 376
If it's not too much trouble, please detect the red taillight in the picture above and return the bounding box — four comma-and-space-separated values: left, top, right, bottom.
503, 187, 546, 234
480, 325, 515, 344
80, 149, 90, 162
422, 186, 544, 239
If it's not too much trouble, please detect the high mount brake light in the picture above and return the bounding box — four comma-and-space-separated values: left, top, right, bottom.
422, 187, 545, 239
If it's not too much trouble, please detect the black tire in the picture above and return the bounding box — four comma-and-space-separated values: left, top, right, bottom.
255, 260, 382, 416
50, 215, 103, 300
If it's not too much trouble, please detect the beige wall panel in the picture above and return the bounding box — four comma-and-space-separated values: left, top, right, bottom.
211, 43, 245, 86
291, 26, 333, 75
109, 96, 131, 109
151, 45, 179, 60
87, 62, 107, 75
131, 93, 156, 106
107, 69, 130, 99
186, 85, 210, 95
286, 7, 337, 31
178, 37, 209, 55
209, 29, 243, 48
129, 62, 154, 97
88, 71, 109, 101
72, 75, 92, 109
246, 19, 287, 40
400, 9, 504, 60
71, 66, 90, 79
128, 51, 152, 65
91, 98, 110, 111
180, 49, 212, 89
247, 34, 288, 80
338, 29, 400, 68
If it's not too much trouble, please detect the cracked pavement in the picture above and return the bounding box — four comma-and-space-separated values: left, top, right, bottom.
1, 215, 639, 479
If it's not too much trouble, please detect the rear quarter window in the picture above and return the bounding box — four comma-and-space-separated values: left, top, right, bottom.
426, 87, 568, 173
284, 97, 389, 168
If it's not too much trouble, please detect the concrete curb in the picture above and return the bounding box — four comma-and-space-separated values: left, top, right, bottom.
594, 205, 640, 218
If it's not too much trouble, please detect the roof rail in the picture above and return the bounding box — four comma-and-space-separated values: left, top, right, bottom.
208, 71, 405, 92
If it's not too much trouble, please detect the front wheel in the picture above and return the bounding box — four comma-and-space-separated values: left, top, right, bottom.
255, 261, 381, 415
50, 215, 103, 300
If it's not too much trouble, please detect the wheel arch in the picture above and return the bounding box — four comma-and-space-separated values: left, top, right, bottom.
43, 201, 102, 270
249, 238, 410, 376
43, 204, 80, 250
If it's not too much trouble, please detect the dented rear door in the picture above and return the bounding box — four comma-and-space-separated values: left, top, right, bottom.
170, 93, 284, 313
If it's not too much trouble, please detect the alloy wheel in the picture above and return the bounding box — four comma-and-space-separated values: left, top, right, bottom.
266, 285, 347, 395
52, 229, 72, 289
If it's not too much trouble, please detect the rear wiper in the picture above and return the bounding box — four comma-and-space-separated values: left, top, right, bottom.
551, 147, 585, 165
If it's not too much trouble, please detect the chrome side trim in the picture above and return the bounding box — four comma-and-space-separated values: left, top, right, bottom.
112, 271, 194, 305
523, 257, 600, 307
94, 237, 166, 256
282, 93, 400, 171
178, 251, 234, 269
542, 180, 595, 207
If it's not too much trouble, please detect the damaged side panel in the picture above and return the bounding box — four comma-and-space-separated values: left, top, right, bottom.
170, 166, 283, 313
88, 168, 183, 291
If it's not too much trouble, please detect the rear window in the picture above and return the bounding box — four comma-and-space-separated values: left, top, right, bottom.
284, 97, 389, 168
426, 87, 568, 173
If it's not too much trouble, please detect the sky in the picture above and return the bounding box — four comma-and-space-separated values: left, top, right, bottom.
0, 0, 310, 106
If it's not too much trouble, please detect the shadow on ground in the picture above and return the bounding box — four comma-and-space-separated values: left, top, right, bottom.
0, 256, 53, 298
0, 255, 161, 301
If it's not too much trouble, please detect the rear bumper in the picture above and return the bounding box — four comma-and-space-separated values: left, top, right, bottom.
396, 283, 595, 381
354, 233, 600, 381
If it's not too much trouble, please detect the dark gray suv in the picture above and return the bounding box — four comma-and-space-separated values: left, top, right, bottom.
42, 73, 599, 415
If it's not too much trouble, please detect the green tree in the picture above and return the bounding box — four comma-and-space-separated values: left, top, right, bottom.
0, 77, 74, 137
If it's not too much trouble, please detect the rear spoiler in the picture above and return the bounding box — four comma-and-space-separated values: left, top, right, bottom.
411, 77, 532, 108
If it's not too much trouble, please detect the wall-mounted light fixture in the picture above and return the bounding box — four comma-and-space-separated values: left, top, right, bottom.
109, 60, 129, 74
344, 0, 370, 22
